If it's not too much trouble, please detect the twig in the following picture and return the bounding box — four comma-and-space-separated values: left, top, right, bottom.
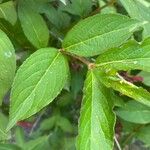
29, 110, 45, 136
60, 49, 95, 69
114, 136, 122, 150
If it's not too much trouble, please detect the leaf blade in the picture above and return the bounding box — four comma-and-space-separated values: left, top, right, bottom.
0, 1, 17, 25
7, 48, 69, 130
63, 14, 145, 57
116, 101, 150, 124
77, 71, 115, 150
96, 38, 150, 72
0, 29, 16, 105
120, 0, 150, 38
18, 0, 49, 48
97, 71, 150, 107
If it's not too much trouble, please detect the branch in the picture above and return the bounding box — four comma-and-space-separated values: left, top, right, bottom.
60, 49, 95, 69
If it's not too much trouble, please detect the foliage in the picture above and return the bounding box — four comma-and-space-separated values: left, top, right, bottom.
0, 0, 150, 149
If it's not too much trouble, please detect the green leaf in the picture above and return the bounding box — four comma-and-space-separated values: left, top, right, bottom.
56, 92, 73, 107
0, 112, 10, 141
56, 116, 73, 133
99, 0, 117, 14
0, 29, 16, 105
0, 144, 22, 150
62, 0, 92, 17
97, 71, 150, 107
43, 4, 70, 29
119, 0, 150, 38
116, 101, 150, 124
111, 92, 125, 107
23, 136, 49, 150
138, 71, 150, 86
96, 38, 150, 72
0, 19, 32, 48
77, 71, 115, 150
70, 69, 85, 99
19, 0, 50, 13
63, 14, 145, 57
7, 48, 69, 130
40, 116, 56, 131
62, 137, 76, 150
18, 0, 49, 48
0, 1, 17, 25
15, 127, 25, 148
136, 125, 150, 147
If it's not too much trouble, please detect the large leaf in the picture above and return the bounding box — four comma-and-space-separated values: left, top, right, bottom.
0, 29, 16, 105
116, 101, 150, 124
7, 48, 69, 130
63, 14, 145, 57
97, 71, 150, 107
119, 0, 150, 38
77, 71, 115, 150
96, 38, 150, 72
0, 1, 17, 25
18, 0, 49, 48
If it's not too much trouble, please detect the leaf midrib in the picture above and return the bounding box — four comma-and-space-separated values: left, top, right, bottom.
0, 128, 7, 137
96, 57, 150, 67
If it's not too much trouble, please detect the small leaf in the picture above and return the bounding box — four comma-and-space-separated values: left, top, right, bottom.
7, 48, 69, 130
40, 116, 56, 131
96, 38, 150, 72
0, 1, 17, 25
77, 71, 115, 150
116, 101, 150, 124
120, 0, 150, 38
0, 29, 16, 105
63, 14, 145, 57
18, 0, 49, 48
56, 116, 73, 133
